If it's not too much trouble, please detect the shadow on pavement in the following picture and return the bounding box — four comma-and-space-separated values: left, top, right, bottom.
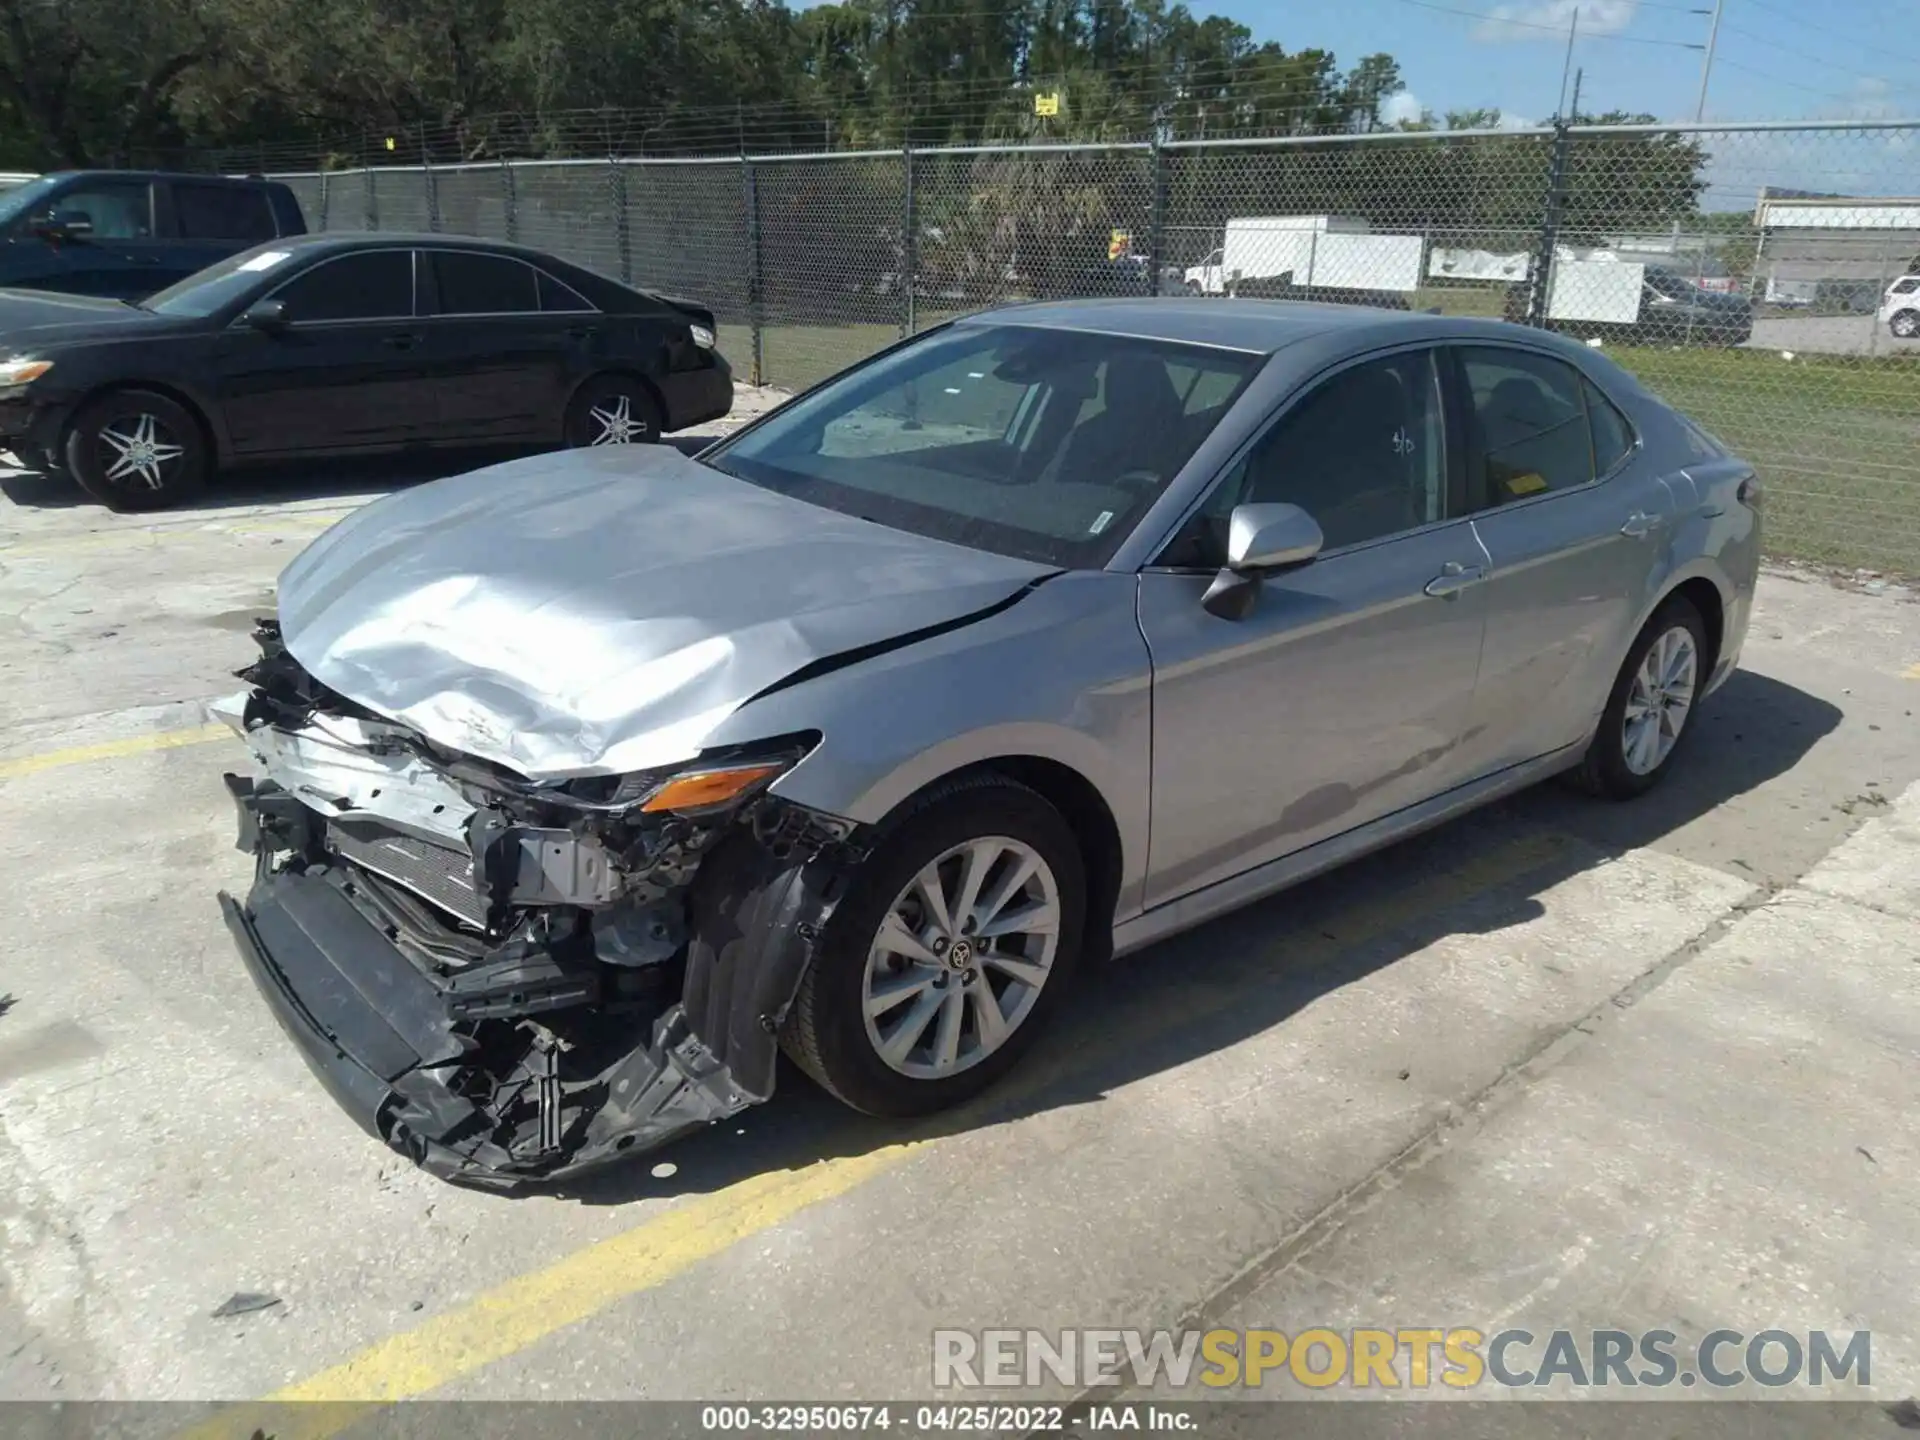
553, 668, 1842, 1208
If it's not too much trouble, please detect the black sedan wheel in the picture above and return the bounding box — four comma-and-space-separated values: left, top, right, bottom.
66, 389, 208, 511
563, 375, 664, 448
782, 777, 1087, 1118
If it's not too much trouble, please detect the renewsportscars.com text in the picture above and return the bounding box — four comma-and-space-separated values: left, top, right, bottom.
932, 1327, 1872, 1391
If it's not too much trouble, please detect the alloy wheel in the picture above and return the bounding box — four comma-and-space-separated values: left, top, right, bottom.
586, 393, 650, 444
861, 836, 1061, 1080
97, 413, 186, 490
1622, 625, 1698, 776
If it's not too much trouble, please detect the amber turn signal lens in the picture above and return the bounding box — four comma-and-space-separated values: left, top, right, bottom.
638, 763, 787, 812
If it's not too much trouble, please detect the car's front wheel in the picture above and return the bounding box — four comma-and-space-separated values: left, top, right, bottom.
1569, 595, 1708, 800
782, 777, 1087, 1117
563, 374, 663, 448
65, 388, 208, 511
1891, 309, 1920, 339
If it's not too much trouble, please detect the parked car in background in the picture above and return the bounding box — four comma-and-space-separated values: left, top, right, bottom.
215, 298, 1759, 1186
0, 232, 731, 509
0, 170, 306, 301
1504, 263, 1752, 347
1878, 275, 1920, 337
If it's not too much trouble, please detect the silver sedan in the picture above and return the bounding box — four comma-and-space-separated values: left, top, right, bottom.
216, 298, 1760, 1186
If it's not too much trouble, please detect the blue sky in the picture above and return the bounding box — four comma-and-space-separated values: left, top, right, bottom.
1207, 0, 1920, 127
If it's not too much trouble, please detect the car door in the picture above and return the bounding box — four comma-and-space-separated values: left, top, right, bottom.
1448, 343, 1683, 778
215, 248, 431, 456
0, 178, 158, 297
416, 249, 585, 443
1136, 345, 1493, 910
161, 180, 282, 290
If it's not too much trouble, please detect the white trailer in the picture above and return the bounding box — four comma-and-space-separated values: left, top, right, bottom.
1183, 216, 1425, 297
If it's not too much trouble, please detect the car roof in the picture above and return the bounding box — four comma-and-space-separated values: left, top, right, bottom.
39, 169, 289, 187
956, 297, 1501, 356
261, 231, 585, 264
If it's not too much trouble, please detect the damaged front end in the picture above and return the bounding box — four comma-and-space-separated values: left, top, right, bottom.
215, 621, 862, 1188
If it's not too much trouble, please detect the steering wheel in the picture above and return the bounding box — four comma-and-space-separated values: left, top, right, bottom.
1110, 467, 1165, 498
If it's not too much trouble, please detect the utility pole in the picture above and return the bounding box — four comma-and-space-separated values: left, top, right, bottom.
1556, 6, 1580, 119
1695, 0, 1725, 121
1569, 67, 1584, 122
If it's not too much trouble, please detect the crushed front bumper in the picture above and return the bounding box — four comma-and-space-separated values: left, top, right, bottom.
218, 773, 853, 1190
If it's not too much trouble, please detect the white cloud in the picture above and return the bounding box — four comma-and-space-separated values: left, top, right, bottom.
1472, 0, 1637, 44
1848, 76, 1899, 120
1381, 90, 1426, 126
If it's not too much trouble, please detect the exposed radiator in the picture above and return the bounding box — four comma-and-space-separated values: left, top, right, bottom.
329, 818, 487, 929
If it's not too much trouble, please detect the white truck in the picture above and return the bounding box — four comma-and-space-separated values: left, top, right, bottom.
1182, 215, 1426, 299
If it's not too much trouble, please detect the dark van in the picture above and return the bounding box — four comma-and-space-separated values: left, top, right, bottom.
0, 171, 306, 301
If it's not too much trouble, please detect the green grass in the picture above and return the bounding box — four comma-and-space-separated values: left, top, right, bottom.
720, 316, 1920, 579
1610, 346, 1920, 577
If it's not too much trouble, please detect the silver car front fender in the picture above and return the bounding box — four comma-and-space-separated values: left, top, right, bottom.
704, 570, 1155, 922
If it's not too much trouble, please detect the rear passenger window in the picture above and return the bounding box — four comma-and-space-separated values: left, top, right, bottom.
174, 184, 276, 242
432, 251, 538, 314
1459, 347, 1597, 503
1585, 379, 1634, 474
537, 270, 595, 313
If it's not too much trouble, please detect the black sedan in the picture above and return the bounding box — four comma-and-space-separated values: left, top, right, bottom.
0, 233, 732, 509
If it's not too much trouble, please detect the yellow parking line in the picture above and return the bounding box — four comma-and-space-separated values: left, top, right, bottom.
176, 827, 1576, 1437
1903, 661, 1920, 680
0, 723, 230, 781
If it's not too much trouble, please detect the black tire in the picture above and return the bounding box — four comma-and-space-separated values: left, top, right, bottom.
65, 388, 208, 511
782, 776, 1087, 1118
563, 373, 664, 448
1568, 595, 1709, 800
1891, 309, 1920, 339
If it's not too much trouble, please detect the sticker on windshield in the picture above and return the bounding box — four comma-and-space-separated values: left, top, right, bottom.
1088, 510, 1114, 535
238, 250, 292, 272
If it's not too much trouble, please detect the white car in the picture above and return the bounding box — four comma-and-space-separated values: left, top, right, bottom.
1879, 275, 1920, 337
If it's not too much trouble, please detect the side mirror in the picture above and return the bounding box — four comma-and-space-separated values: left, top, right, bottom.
1203, 503, 1324, 620
33, 208, 92, 241
240, 298, 289, 333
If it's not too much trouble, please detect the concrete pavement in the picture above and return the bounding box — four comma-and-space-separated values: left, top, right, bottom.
0, 422, 1915, 1418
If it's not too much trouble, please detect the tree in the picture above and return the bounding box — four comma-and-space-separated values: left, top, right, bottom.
0, 0, 215, 167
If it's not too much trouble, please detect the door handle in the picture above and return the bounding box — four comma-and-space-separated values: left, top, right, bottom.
565, 325, 600, 341
1424, 561, 1487, 599
381, 333, 421, 351
1620, 510, 1666, 538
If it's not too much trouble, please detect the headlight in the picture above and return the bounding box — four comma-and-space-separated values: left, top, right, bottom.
688, 324, 716, 350
0, 357, 52, 386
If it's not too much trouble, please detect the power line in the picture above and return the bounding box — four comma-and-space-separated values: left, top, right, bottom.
1387, 0, 1706, 49
1716, 20, 1920, 88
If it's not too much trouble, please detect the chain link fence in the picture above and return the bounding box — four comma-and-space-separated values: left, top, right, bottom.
266, 119, 1920, 576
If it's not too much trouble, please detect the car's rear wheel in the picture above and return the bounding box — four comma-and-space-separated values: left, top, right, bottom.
1891, 309, 1920, 339
65, 388, 208, 511
1568, 595, 1708, 800
563, 374, 663, 448
782, 777, 1086, 1117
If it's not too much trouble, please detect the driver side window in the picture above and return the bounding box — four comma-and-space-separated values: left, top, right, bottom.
1157, 349, 1448, 568
46, 182, 153, 239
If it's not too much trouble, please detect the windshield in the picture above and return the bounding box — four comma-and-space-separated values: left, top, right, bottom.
702, 323, 1261, 568
1645, 270, 1703, 301
0, 175, 65, 231
141, 242, 303, 317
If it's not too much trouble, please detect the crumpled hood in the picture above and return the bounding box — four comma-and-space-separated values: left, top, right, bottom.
276, 445, 1055, 781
